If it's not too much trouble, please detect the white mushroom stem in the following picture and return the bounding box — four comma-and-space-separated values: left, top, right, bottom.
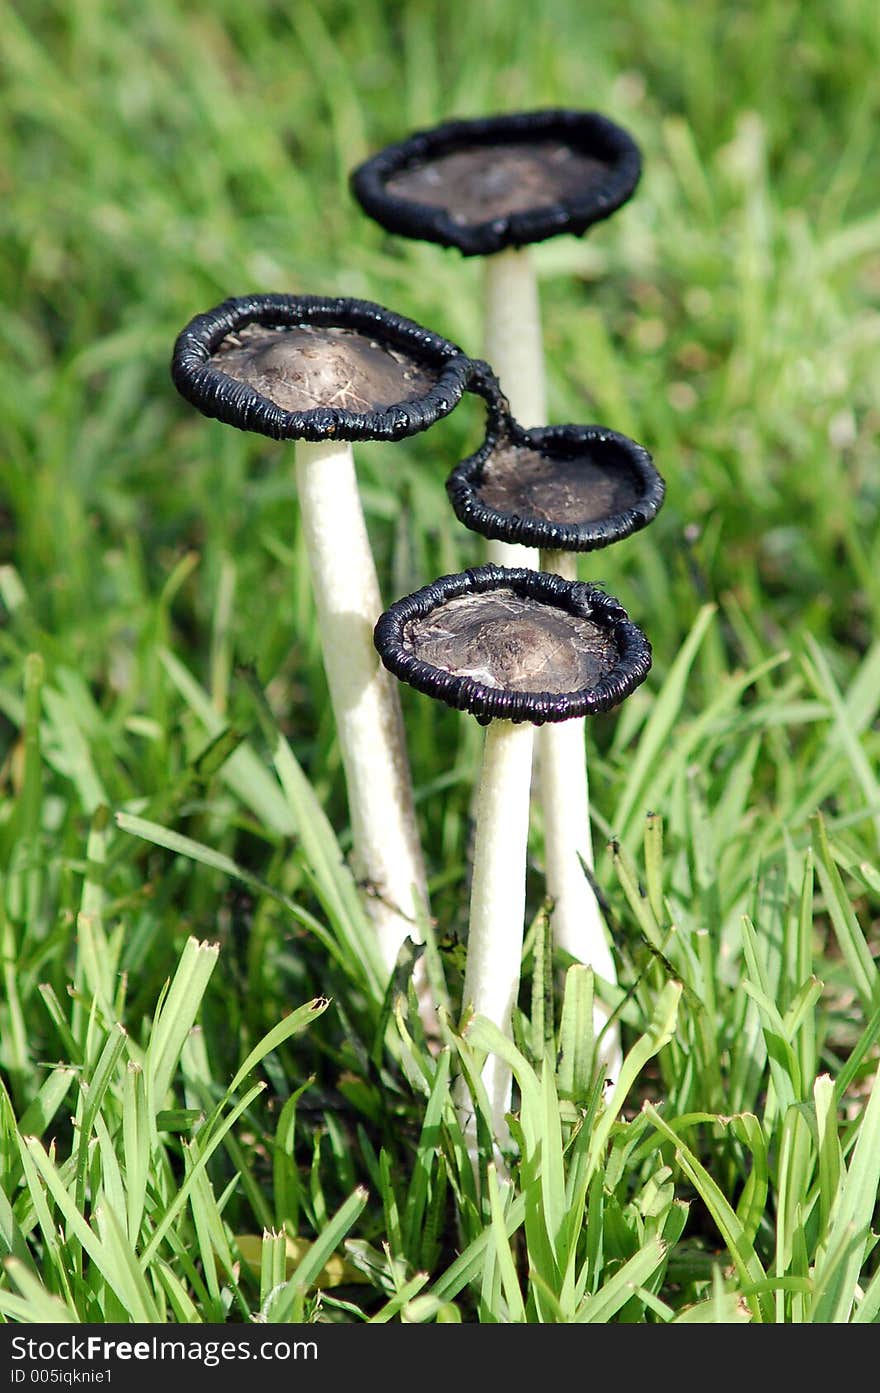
539, 547, 621, 1076
483, 246, 545, 569
459, 717, 534, 1143
482, 247, 621, 1074
294, 437, 429, 978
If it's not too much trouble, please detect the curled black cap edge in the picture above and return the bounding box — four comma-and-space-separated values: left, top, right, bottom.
350, 109, 642, 257
445, 405, 666, 552
373, 563, 652, 726
170, 292, 474, 442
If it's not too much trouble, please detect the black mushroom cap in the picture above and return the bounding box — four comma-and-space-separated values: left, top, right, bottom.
447, 367, 665, 551
350, 109, 642, 258
171, 293, 474, 442
373, 564, 651, 726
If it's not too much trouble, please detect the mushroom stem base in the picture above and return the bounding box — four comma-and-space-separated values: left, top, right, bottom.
538, 548, 621, 1077
458, 717, 534, 1146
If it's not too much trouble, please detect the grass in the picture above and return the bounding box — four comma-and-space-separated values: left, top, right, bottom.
1, 0, 880, 1324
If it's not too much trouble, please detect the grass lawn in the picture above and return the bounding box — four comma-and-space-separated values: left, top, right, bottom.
1, 0, 879, 1324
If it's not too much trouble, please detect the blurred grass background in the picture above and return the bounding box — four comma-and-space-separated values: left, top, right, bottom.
2, 0, 880, 1322
4, 0, 879, 922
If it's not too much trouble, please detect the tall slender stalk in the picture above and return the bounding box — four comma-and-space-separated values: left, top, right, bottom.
294, 437, 429, 975
540, 547, 620, 1074
458, 717, 534, 1144
482, 247, 544, 568
481, 252, 621, 1072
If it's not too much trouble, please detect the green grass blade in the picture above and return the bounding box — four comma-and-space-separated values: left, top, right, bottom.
227, 996, 330, 1097
140, 1081, 266, 1266
557, 964, 595, 1102
121, 1062, 150, 1244
1, 1259, 78, 1323
612, 604, 715, 839
144, 936, 220, 1109
115, 811, 342, 964
814, 814, 878, 1011
158, 648, 294, 836
19, 1135, 160, 1321
812, 1060, 880, 1322
575, 1237, 667, 1322
265, 1187, 369, 1321
239, 666, 385, 990
587, 981, 683, 1183
644, 1103, 771, 1323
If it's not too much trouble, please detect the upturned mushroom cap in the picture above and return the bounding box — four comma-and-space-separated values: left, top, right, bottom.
447, 366, 665, 551
374, 565, 651, 725
350, 109, 642, 258
171, 293, 473, 442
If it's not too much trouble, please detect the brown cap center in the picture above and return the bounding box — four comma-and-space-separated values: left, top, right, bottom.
478, 443, 643, 524
386, 141, 609, 226
403, 588, 615, 694
210, 324, 441, 414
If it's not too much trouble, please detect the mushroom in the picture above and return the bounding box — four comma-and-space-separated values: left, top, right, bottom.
447, 366, 665, 558
350, 108, 641, 564
171, 292, 473, 984
445, 367, 664, 1072
374, 563, 651, 1143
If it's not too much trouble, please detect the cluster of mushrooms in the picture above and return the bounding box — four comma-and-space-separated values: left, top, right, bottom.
171, 110, 665, 1147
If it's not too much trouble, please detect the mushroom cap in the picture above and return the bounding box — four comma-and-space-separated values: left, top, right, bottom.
374, 564, 651, 725
350, 109, 642, 258
171, 293, 473, 442
446, 386, 665, 550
